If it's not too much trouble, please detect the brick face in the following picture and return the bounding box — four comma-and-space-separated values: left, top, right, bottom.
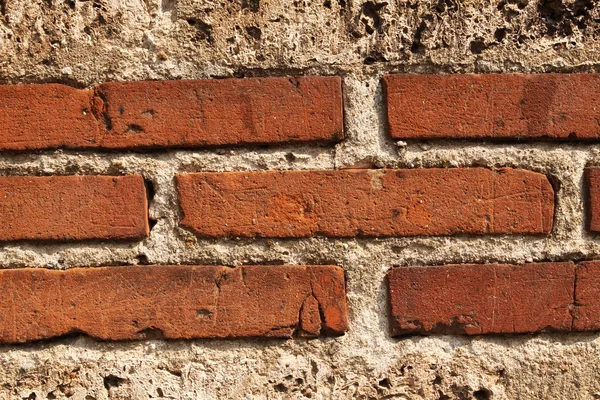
384, 74, 600, 139
94, 76, 343, 148
388, 261, 600, 336
0, 175, 148, 241
0, 265, 347, 343
177, 168, 554, 238
587, 167, 600, 232
573, 261, 600, 331
0, 77, 343, 150
387, 263, 575, 336
0, 84, 100, 151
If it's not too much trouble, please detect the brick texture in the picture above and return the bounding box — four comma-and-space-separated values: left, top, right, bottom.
0, 77, 343, 150
0, 175, 148, 241
573, 261, 600, 331
387, 262, 575, 336
177, 168, 554, 238
94, 76, 343, 148
384, 74, 600, 139
0, 84, 100, 150
0, 265, 347, 343
587, 167, 600, 232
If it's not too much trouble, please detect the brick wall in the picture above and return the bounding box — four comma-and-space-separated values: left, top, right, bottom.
1, 74, 600, 345
5, 0, 600, 397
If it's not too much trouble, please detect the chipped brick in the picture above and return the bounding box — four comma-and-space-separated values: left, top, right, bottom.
387, 262, 575, 335
0, 265, 347, 343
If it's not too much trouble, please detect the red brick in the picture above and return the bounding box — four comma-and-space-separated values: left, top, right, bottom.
0, 175, 148, 241
0, 265, 347, 343
572, 261, 600, 331
93, 76, 343, 148
0, 84, 100, 150
587, 168, 600, 232
0, 77, 343, 150
387, 262, 575, 336
176, 168, 554, 238
384, 74, 600, 139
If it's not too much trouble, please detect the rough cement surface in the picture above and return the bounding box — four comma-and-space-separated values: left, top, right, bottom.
2, 0, 600, 398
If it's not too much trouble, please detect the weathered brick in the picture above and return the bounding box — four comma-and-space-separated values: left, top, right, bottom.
0, 265, 347, 343
0, 84, 100, 150
177, 168, 554, 238
587, 167, 600, 232
384, 74, 600, 139
573, 261, 600, 331
93, 76, 343, 148
0, 175, 148, 241
387, 262, 575, 336
0, 77, 343, 150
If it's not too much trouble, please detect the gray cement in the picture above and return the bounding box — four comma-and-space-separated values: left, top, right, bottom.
1, 0, 600, 398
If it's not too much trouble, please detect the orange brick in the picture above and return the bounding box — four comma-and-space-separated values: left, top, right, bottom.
0, 265, 347, 343
0, 175, 148, 241
0, 77, 343, 150
388, 262, 575, 335
384, 74, 600, 139
177, 168, 554, 238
